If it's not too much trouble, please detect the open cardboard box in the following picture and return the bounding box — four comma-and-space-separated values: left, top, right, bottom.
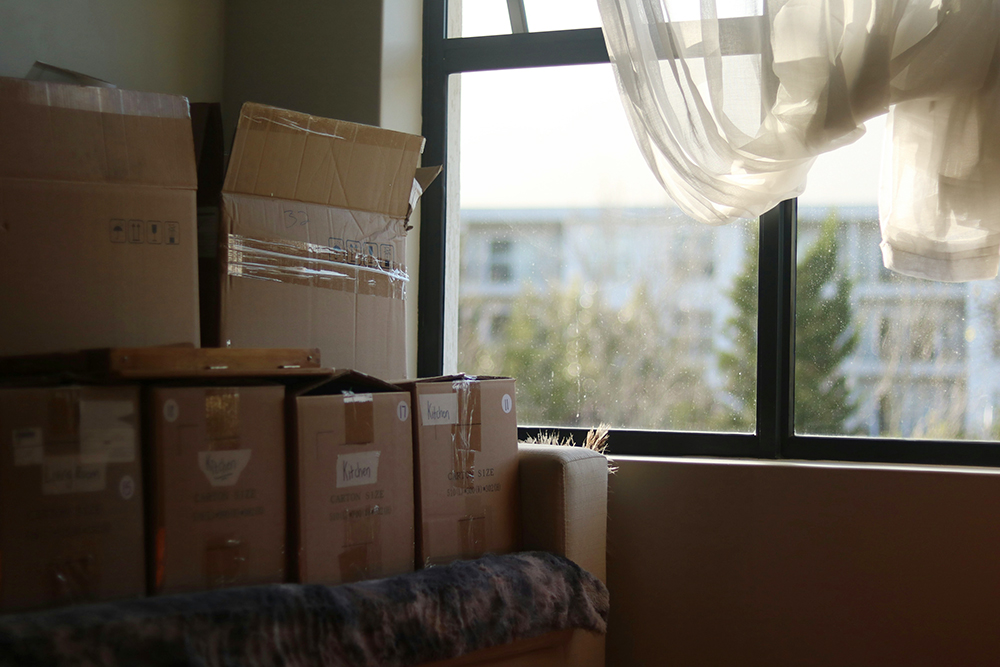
216, 103, 439, 381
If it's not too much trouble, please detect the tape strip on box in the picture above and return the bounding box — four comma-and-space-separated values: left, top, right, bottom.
344, 394, 374, 445
455, 378, 487, 561
205, 389, 240, 450
339, 506, 384, 582
450, 378, 481, 491
226, 233, 407, 298
204, 535, 248, 589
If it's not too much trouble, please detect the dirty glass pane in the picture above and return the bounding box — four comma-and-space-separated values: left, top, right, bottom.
451, 63, 757, 432
795, 117, 995, 440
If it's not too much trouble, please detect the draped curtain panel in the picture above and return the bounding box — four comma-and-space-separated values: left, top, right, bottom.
597, 0, 1000, 282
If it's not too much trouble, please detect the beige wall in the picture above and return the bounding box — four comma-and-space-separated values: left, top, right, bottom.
380, 0, 425, 379
222, 0, 383, 138
607, 457, 1000, 666
0, 0, 224, 100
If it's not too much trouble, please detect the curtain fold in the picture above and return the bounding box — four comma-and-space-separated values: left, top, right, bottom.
597, 0, 1000, 282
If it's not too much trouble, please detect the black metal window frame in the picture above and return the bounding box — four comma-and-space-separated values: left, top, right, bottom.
419, 0, 1000, 467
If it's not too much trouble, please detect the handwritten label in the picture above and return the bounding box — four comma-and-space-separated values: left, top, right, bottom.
80, 400, 136, 463
42, 457, 106, 495
12, 427, 44, 466
336, 451, 381, 488
198, 450, 252, 487
420, 393, 459, 426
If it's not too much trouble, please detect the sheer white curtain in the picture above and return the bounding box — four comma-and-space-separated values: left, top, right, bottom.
597, 0, 1000, 282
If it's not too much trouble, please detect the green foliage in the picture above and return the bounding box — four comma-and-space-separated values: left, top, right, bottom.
459, 282, 718, 430
794, 214, 859, 434
717, 226, 759, 430
719, 215, 859, 434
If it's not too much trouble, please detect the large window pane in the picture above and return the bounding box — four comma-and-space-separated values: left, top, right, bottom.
795, 118, 998, 440
451, 64, 757, 432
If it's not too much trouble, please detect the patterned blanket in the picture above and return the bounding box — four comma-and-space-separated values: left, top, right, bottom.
0, 551, 608, 667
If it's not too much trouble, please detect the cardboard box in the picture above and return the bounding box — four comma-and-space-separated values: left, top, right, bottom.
0, 385, 145, 612
290, 371, 414, 584
217, 103, 436, 380
0, 77, 200, 356
146, 384, 285, 595
401, 375, 520, 567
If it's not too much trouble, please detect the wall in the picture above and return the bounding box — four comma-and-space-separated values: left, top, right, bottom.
380, 0, 425, 378
606, 457, 1000, 666
0, 0, 224, 100
222, 0, 383, 138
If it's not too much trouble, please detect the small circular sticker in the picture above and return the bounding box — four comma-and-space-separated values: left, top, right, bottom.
501, 394, 513, 414
397, 401, 410, 422
163, 399, 179, 423
119, 475, 135, 500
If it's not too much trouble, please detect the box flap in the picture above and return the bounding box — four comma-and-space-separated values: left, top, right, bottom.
397, 374, 512, 386
295, 369, 403, 397
24, 62, 116, 88
223, 103, 424, 218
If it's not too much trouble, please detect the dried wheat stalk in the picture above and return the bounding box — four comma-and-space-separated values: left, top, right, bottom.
521, 423, 617, 474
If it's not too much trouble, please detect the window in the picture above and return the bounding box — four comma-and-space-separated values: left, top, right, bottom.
421, 1, 1000, 465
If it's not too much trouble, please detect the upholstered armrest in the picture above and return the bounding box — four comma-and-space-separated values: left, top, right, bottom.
517, 444, 608, 583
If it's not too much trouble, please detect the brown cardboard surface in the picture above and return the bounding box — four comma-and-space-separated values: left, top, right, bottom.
290, 370, 414, 585
0, 77, 200, 356
401, 376, 519, 567
0, 385, 145, 612
218, 103, 427, 380
147, 384, 285, 595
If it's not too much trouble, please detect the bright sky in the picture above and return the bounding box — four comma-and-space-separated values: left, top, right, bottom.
458, 2, 885, 210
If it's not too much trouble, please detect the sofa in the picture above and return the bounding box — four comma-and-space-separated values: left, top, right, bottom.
0, 444, 609, 666
423, 443, 609, 667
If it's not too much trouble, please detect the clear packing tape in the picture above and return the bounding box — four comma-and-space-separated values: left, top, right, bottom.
451, 376, 487, 561
202, 390, 246, 589
340, 393, 384, 582
226, 234, 408, 299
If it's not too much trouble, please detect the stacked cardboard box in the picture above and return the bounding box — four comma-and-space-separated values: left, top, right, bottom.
0, 386, 145, 612
400, 376, 520, 567
0, 77, 200, 356
289, 371, 415, 585
146, 384, 286, 595
216, 103, 437, 382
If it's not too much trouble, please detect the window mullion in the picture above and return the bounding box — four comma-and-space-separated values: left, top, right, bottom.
756, 199, 797, 457
418, 0, 449, 377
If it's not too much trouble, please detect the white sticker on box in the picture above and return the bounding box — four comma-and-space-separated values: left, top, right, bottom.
42, 456, 106, 495
336, 450, 381, 488
420, 393, 459, 426
501, 394, 513, 414
12, 427, 44, 466
198, 450, 252, 487
80, 400, 136, 463
119, 474, 136, 500
397, 401, 409, 422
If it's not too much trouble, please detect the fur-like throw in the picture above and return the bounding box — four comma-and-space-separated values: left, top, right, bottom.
0, 551, 608, 667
